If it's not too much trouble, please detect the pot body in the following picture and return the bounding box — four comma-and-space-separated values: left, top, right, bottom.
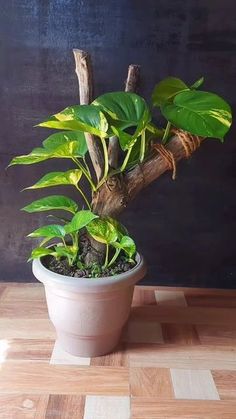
33, 254, 146, 357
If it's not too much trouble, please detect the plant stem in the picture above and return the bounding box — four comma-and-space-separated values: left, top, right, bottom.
103, 243, 109, 268
75, 184, 91, 210
139, 131, 146, 162
120, 147, 132, 172
162, 121, 171, 145
72, 158, 96, 191
83, 157, 92, 178
108, 248, 120, 267
101, 137, 109, 179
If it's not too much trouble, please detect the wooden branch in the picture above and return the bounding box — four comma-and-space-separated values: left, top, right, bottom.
73, 49, 104, 181
93, 135, 204, 217
108, 64, 141, 169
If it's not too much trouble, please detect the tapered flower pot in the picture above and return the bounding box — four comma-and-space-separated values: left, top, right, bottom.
32, 254, 146, 357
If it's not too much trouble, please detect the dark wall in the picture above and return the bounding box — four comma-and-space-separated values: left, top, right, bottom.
1, 0, 236, 287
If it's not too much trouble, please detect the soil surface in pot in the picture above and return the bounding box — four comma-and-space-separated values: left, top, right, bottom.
42, 236, 136, 278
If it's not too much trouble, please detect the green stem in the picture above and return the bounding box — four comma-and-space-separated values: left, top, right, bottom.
72, 158, 96, 192
120, 147, 132, 172
162, 121, 171, 145
108, 248, 120, 267
139, 131, 146, 162
83, 157, 92, 178
75, 184, 91, 210
101, 137, 109, 179
103, 243, 109, 268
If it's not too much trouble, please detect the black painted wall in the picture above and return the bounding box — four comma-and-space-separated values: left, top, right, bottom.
1, 0, 236, 287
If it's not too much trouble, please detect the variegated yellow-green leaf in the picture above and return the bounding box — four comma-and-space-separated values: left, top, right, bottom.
86, 218, 118, 244
25, 169, 82, 190
22, 195, 78, 214
65, 210, 98, 233
28, 224, 66, 239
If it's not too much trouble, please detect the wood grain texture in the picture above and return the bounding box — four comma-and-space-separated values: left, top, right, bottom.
1, 283, 236, 418
131, 399, 236, 419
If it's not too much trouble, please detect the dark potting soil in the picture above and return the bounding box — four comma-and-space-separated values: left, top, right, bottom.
44, 256, 135, 278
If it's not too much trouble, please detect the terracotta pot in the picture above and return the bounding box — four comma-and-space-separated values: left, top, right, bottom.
32, 254, 146, 357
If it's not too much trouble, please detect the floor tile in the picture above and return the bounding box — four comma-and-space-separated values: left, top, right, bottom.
123, 320, 164, 343
170, 369, 220, 400
83, 395, 130, 419
50, 341, 91, 366
130, 367, 173, 398
155, 290, 187, 307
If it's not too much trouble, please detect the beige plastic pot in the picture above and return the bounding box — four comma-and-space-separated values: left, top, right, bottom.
32, 254, 146, 357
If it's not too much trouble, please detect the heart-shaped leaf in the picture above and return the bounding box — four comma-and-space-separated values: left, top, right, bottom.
113, 235, 136, 258
22, 195, 78, 214
28, 247, 55, 261
161, 90, 232, 140
28, 224, 66, 239
93, 92, 151, 134
9, 132, 87, 167
65, 210, 98, 234
38, 105, 108, 138
25, 169, 82, 190
152, 77, 189, 107
86, 218, 118, 244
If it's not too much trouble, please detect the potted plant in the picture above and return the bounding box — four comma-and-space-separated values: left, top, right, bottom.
9, 50, 232, 357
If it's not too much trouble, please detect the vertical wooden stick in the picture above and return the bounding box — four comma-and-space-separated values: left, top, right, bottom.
73, 49, 104, 181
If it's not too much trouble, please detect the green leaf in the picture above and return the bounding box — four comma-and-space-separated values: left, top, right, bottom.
9, 131, 88, 167
28, 224, 66, 239
43, 131, 87, 156
190, 76, 204, 90
111, 126, 135, 151
38, 105, 108, 138
87, 218, 118, 244
22, 195, 78, 214
93, 92, 151, 133
103, 217, 128, 239
28, 247, 54, 261
25, 169, 82, 190
113, 235, 136, 258
152, 77, 189, 107
161, 90, 232, 140
65, 210, 98, 234
53, 245, 77, 260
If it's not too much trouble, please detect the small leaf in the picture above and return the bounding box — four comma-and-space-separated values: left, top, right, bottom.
87, 218, 118, 244
190, 76, 204, 90
28, 247, 55, 261
152, 77, 189, 107
25, 169, 82, 190
161, 90, 232, 140
65, 210, 98, 233
22, 195, 78, 214
113, 235, 136, 258
28, 224, 66, 239
111, 126, 135, 151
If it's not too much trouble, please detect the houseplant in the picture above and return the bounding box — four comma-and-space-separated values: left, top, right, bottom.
9, 50, 232, 357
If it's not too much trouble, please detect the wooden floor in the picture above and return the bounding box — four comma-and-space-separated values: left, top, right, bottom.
0, 284, 236, 418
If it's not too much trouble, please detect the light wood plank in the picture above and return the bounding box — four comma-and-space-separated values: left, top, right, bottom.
197, 324, 236, 345
0, 319, 55, 339
123, 320, 163, 343
0, 300, 48, 318
186, 295, 236, 308
170, 369, 219, 400
131, 399, 236, 418
6, 339, 54, 361
132, 288, 156, 307
130, 367, 173, 398
90, 343, 128, 367
0, 362, 129, 395
129, 344, 236, 370
84, 396, 130, 419
0, 394, 49, 419
155, 290, 187, 306
162, 323, 200, 344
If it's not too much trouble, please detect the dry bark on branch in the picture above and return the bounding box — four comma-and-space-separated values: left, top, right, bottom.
73, 49, 104, 181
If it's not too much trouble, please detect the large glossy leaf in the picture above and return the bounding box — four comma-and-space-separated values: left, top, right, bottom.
93, 92, 151, 134
25, 170, 82, 190
38, 105, 108, 138
28, 224, 66, 239
28, 247, 55, 261
22, 195, 78, 214
113, 235, 136, 258
161, 90, 232, 140
65, 210, 98, 233
9, 132, 87, 167
86, 218, 118, 244
152, 77, 189, 107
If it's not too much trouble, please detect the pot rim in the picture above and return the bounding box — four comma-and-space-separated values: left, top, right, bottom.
32, 251, 146, 291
